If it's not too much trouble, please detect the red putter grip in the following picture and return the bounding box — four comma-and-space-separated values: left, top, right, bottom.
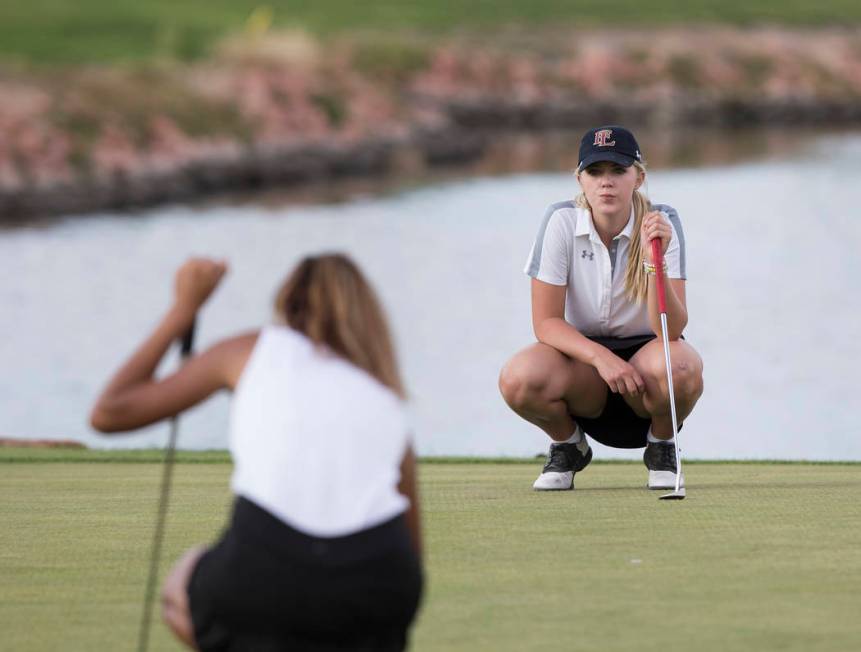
651, 239, 667, 314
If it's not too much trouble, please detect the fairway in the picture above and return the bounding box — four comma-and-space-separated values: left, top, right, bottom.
1, 457, 859, 651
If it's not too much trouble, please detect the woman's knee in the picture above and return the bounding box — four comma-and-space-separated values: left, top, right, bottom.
672, 358, 703, 402
161, 546, 204, 607
161, 545, 207, 648
673, 345, 704, 400
648, 357, 703, 403
162, 602, 195, 649
634, 352, 702, 409
499, 359, 548, 410
499, 345, 552, 409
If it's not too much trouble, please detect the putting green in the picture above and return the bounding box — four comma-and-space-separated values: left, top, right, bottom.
1, 456, 859, 651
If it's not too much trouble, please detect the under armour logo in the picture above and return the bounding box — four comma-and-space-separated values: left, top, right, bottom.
593, 129, 615, 147
581, 250, 594, 260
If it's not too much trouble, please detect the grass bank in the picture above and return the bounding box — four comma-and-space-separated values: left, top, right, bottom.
1, 457, 859, 650
2, 0, 861, 65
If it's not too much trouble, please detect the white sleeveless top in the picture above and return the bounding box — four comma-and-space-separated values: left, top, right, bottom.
229, 325, 411, 538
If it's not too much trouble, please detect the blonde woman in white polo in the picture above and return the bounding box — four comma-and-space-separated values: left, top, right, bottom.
499, 125, 704, 491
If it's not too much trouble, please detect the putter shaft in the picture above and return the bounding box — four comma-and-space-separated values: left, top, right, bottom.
659, 312, 683, 494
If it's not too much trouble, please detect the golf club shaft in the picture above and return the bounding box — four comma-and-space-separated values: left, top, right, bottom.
137, 320, 196, 652
658, 313, 682, 491
651, 240, 683, 492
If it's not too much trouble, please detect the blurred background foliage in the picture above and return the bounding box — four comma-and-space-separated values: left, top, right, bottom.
1, 0, 860, 66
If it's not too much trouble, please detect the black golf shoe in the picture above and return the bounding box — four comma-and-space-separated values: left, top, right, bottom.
533, 438, 593, 491
643, 440, 685, 489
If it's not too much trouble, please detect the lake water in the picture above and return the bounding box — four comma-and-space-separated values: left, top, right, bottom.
2, 129, 859, 461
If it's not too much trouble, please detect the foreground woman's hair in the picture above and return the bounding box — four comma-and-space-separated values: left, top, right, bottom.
275, 253, 405, 398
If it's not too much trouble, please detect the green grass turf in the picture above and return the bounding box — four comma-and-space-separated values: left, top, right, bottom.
1, 458, 860, 651
1, 0, 861, 65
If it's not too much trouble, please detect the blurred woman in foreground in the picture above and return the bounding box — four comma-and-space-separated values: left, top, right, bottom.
91, 254, 423, 651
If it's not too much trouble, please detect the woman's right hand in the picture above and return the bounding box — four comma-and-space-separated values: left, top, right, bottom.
174, 257, 228, 315
593, 349, 645, 396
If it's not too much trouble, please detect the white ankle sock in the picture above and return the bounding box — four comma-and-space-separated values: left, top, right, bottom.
554, 425, 588, 453
561, 426, 583, 445
647, 427, 674, 444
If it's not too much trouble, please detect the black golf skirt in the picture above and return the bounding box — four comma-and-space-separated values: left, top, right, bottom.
187, 497, 423, 652
574, 335, 656, 449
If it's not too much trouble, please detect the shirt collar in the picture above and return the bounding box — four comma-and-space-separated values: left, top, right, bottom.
575, 206, 592, 237
576, 205, 636, 240
615, 205, 636, 241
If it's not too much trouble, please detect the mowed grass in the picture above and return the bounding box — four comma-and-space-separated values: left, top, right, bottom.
1, 0, 861, 64
1, 457, 860, 651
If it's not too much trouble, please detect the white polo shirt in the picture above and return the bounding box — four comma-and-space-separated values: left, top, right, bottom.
524, 201, 686, 339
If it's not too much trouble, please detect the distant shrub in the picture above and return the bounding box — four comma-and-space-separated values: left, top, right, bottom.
666, 54, 702, 89
353, 40, 430, 83
310, 92, 348, 127
735, 54, 773, 86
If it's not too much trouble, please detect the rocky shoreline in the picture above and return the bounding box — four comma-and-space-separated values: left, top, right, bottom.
6, 98, 861, 221
3, 27, 861, 220
0, 126, 486, 219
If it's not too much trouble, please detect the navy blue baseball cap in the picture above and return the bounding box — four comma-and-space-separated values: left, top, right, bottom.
578, 125, 643, 171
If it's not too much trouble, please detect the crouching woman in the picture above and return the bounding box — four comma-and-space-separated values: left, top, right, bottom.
91, 255, 423, 651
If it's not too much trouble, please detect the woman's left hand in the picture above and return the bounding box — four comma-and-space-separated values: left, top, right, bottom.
640, 211, 672, 264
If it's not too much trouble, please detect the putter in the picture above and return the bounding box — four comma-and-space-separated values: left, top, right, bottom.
136, 320, 196, 652
651, 240, 686, 501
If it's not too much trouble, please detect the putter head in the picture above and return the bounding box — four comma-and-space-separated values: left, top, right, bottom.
659, 487, 686, 500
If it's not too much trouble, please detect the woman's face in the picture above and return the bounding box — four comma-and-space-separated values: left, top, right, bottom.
577, 161, 642, 215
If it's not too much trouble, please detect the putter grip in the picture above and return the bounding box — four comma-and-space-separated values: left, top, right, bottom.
651, 239, 667, 314
179, 319, 196, 358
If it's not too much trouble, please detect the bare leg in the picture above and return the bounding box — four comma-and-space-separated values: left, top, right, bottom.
161, 545, 208, 650
499, 343, 607, 441
624, 340, 704, 438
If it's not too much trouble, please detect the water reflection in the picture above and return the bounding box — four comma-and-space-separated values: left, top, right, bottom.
219, 126, 837, 211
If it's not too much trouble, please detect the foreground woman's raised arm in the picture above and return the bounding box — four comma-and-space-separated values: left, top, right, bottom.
89, 258, 255, 433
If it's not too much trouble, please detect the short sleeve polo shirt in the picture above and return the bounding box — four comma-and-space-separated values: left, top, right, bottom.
524, 201, 686, 339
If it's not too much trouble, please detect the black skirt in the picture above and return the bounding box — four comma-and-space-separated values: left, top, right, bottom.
575, 335, 655, 449
188, 497, 423, 652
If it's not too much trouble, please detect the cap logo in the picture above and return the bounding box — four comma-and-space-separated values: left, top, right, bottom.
593, 129, 615, 147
